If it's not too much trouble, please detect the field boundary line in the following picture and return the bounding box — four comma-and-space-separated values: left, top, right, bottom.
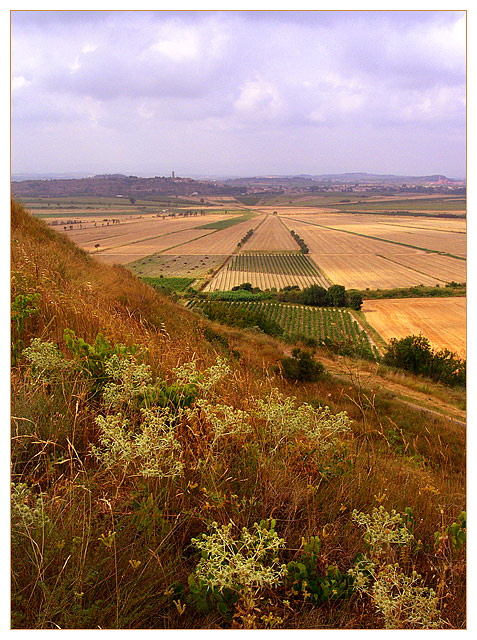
281, 216, 466, 260
376, 254, 449, 284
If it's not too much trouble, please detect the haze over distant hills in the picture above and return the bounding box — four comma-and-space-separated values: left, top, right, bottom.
11, 171, 465, 183
10, 170, 465, 200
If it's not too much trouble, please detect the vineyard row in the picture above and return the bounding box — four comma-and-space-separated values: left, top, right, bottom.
189, 299, 379, 359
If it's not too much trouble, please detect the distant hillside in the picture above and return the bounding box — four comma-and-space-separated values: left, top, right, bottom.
11, 174, 246, 198
311, 172, 462, 184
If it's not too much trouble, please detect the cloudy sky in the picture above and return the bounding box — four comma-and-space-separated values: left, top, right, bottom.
11, 9, 466, 178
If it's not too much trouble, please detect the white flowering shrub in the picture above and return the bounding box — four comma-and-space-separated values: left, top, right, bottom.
186, 398, 252, 445
350, 560, 442, 629
11, 482, 50, 539
22, 338, 74, 381
191, 520, 286, 595
253, 389, 351, 450
352, 505, 414, 556
92, 408, 183, 479
349, 506, 443, 628
101, 354, 153, 409
173, 356, 231, 393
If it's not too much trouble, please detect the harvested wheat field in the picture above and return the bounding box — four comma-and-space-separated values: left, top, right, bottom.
96, 229, 217, 264
163, 214, 267, 255
379, 253, 466, 284
280, 215, 466, 288
51, 213, 228, 252
362, 297, 466, 357
327, 223, 466, 258
315, 254, 441, 289
240, 215, 299, 252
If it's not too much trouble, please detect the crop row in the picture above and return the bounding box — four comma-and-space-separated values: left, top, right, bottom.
228, 253, 324, 277
189, 299, 379, 359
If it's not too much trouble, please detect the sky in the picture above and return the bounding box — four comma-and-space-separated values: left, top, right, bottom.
10, 8, 466, 178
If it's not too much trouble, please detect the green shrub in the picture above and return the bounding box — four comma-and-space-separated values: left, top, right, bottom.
383, 335, 465, 387
286, 536, 354, 603
280, 348, 325, 382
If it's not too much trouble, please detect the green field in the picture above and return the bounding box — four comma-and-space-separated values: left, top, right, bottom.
196, 212, 256, 230
188, 299, 378, 358
228, 253, 323, 277
140, 276, 195, 291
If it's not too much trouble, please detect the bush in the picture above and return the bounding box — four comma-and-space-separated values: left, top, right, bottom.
383, 335, 465, 387
280, 348, 325, 382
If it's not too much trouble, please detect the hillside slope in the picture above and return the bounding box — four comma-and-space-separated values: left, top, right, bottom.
11, 201, 465, 629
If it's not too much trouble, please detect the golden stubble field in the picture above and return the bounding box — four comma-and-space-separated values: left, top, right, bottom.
278, 213, 466, 288
362, 297, 466, 357
163, 214, 267, 255
239, 215, 299, 252
46, 213, 233, 258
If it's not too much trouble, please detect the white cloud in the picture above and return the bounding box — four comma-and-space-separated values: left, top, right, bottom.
11, 75, 30, 92
234, 75, 282, 120
150, 26, 199, 62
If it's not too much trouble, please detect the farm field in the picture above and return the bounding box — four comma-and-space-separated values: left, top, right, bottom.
325, 223, 467, 257
128, 254, 226, 278
45, 213, 227, 251
95, 229, 217, 264
162, 213, 267, 255
239, 214, 300, 252
279, 215, 466, 288
362, 297, 466, 357
188, 299, 379, 359
250, 194, 465, 213
327, 215, 466, 234
204, 253, 330, 291
314, 254, 443, 289
378, 253, 466, 284
282, 215, 466, 257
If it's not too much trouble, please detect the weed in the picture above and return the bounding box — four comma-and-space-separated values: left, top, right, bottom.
11, 292, 40, 365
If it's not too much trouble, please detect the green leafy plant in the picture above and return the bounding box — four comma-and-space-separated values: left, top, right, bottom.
286, 536, 354, 603
11, 293, 40, 365
63, 329, 140, 396
435, 511, 466, 555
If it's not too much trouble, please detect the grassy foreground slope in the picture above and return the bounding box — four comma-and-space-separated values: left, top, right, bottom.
11, 201, 465, 629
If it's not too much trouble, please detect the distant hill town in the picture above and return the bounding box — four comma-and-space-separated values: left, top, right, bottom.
10, 172, 465, 199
